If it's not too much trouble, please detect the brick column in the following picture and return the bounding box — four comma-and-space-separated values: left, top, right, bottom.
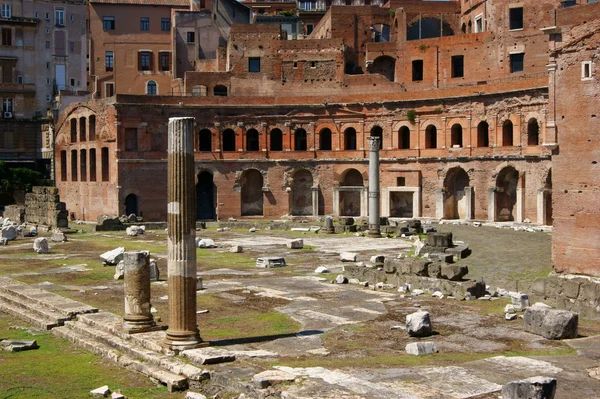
164, 117, 206, 351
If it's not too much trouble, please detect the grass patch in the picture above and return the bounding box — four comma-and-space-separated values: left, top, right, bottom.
0, 313, 183, 399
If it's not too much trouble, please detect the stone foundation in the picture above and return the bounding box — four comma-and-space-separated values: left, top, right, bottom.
24, 187, 68, 228
530, 273, 600, 320
3, 205, 25, 224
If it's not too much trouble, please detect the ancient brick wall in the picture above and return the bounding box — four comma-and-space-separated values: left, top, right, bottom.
550, 3, 600, 276
24, 186, 68, 228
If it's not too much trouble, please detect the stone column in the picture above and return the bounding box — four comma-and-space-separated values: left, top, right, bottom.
436, 188, 445, 220
164, 117, 205, 350
123, 251, 157, 333
323, 215, 335, 234
537, 189, 546, 225
515, 186, 524, 223
311, 186, 319, 217
488, 187, 496, 222
367, 136, 381, 237
464, 187, 473, 220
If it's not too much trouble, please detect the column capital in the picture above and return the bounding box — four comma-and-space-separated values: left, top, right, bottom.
367, 136, 381, 151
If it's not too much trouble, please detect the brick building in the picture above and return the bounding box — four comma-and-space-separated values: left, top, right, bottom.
0, 0, 86, 175
54, 0, 598, 276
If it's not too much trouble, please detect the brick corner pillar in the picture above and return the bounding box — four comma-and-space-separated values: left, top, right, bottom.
123, 251, 158, 333
164, 117, 206, 351
367, 136, 381, 238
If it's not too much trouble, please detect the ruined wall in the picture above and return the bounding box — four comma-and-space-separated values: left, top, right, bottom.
24, 186, 68, 228
550, 4, 600, 276
3, 205, 25, 224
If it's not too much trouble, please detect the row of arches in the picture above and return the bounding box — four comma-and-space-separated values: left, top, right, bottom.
194, 119, 542, 152
69, 115, 96, 143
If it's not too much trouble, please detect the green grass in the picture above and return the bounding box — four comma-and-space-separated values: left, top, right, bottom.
0, 313, 183, 399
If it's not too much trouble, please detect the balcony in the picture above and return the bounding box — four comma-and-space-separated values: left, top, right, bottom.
0, 16, 38, 26
0, 83, 35, 94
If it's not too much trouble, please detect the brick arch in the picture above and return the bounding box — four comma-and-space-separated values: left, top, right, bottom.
446, 118, 468, 130
490, 161, 520, 185
365, 121, 385, 133
418, 119, 442, 131
283, 166, 317, 188
315, 122, 339, 133
340, 122, 362, 133
437, 164, 475, 188
392, 121, 414, 132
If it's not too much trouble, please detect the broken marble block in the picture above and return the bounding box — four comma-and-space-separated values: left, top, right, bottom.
405, 342, 438, 356
406, 310, 432, 337
185, 393, 206, 399
252, 370, 296, 389
1, 339, 38, 352
149, 259, 159, 281
314, 266, 329, 274
113, 260, 125, 280
501, 376, 557, 399
181, 347, 236, 365
196, 238, 216, 248
33, 237, 49, 254
100, 247, 125, 265
340, 252, 358, 262
230, 245, 243, 253
1, 225, 17, 241
511, 292, 530, 311
256, 257, 286, 268
335, 275, 348, 284
440, 263, 468, 281
51, 231, 67, 242
287, 239, 303, 249
90, 385, 111, 397
523, 305, 578, 340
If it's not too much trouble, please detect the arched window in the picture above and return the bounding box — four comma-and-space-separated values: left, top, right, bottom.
79, 117, 87, 141
527, 118, 539, 146
344, 128, 356, 150
214, 85, 227, 96
294, 129, 307, 151
477, 121, 489, 147
198, 129, 212, 152
502, 120, 513, 146
425, 125, 437, 149
398, 126, 410, 149
319, 128, 332, 150
89, 115, 96, 141
451, 124, 463, 147
222, 129, 235, 151
70, 119, 77, 142
246, 129, 259, 151
270, 129, 282, 151
146, 80, 157, 95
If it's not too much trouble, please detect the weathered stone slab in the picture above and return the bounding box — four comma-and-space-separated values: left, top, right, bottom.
523, 305, 578, 339
51, 231, 67, 242
252, 369, 296, 388
502, 376, 557, 399
405, 342, 438, 356
335, 275, 348, 284
230, 245, 243, 253
90, 385, 111, 397
196, 238, 216, 248
1, 339, 38, 352
182, 347, 236, 365
1, 225, 17, 241
287, 239, 304, 249
340, 252, 358, 262
256, 257, 286, 268
185, 392, 206, 399
511, 292, 530, 311
100, 247, 125, 266
314, 266, 329, 274
33, 237, 49, 254
440, 263, 468, 281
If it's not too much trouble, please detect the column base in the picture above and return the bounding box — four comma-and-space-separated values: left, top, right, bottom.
163, 330, 209, 352
123, 322, 165, 335
368, 230, 382, 238
322, 228, 335, 234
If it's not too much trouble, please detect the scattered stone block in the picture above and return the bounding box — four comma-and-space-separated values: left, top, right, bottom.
405, 342, 438, 356
440, 264, 468, 281
502, 376, 557, 399
413, 238, 425, 256
1, 339, 38, 352
348, 278, 360, 284
196, 277, 203, 290
406, 310, 432, 337
96, 215, 124, 231
111, 393, 126, 399
51, 231, 67, 242
249, 227, 256, 233
1, 225, 17, 241
340, 252, 358, 262
335, 275, 348, 284
412, 289, 424, 296
523, 305, 578, 339
511, 293, 530, 311
185, 393, 207, 399
287, 239, 303, 249
432, 291, 444, 299
0, 238, 7, 246
314, 266, 329, 274
196, 238, 216, 248
113, 261, 125, 280
375, 282, 395, 290
230, 245, 243, 253
149, 259, 159, 281
90, 385, 111, 397
256, 257, 286, 268
252, 370, 296, 389
370, 255, 385, 264
181, 347, 236, 365
100, 247, 125, 265
33, 237, 49, 254
506, 313, 518, 321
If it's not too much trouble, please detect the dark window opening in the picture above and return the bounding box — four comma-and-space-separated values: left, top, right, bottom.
60, 150, 67, 181
295, 129, 307, 151
222, 129, 235, 151
370, 126, 383, 149
477, 121, 489, 147
502, 120, 514, 146
399, 126, 410, 149
269, 129, 282, 151
89, 115, 96, 141
140, 17, 149, 31
187, 31, 195, 43
451, 55, 464, 78
247, 129, 260, 151
101, 147, 109, 181
125, 128, 138, 151
320, 129, 332, 150
249, 57, 261, 73
412, 60, 423, 81
71, 150, 78, 181
528, 119, 539, 146
397, 177, 406, 186
198, 129, 212, 151
509, 7, 523, 30
160, 52, 170, 71
105, 51, 114, 71
102, 16, 115, 31
451, 124, 463, 147
80, 149, 87, 182
214, 85, 227, 96
89, 148, 96, 181
344, 128, 356, 150
139, 51, 152, 71
70, 119, 77, 142
79, 117, 86, 141
161, 17, 170, 31
425, 125, 437, 149
510, 53, 524, 73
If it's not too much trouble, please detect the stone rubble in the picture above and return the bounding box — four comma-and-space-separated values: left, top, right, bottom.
523, 305, 578, 340
90, 385, 111, 397
196, 238, 217, 248
405, 342, 438, 356
287, 239, 304, 249
252, 369, 296, 389
33, 237, 49, 254
314, 266, 329, 274
340, 252, 358, 262
100, 247, 125, 265
1, 339, 38, 352
501, 376, 557, 399
185, 393, 207, 399
406, 310, 432, 337
230, 245, 243, 253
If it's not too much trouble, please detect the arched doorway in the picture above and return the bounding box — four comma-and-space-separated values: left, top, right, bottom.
241, 169, 263, 216
370, 56, 395, 81
443, 167, 470, 219
496, 167, 519, 221
125, 193, 138, 216
339, 169, 363, 216
196, 171, 216, 220
290, 169, 313, 216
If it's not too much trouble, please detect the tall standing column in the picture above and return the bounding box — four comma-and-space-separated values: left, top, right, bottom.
367, 136, 381, 238
164, 117, 205, 350
123, 251, 157, 333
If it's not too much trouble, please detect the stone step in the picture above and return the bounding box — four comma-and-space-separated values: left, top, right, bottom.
0, 277, 97, 317
53, 325, 189, 392
77, 312, 167, 354
0, 290, 70, 326
0, 296, 61, 330
65, 319, 208, 382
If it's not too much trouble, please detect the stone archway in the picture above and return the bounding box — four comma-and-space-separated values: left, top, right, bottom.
290, 169, 313, 216
496, 166, 519, 221
339, 169, 363, 216
241, 169, 263, 216
443, 167, 470, 219
196, 171, 216, 220
125, 193, 139, 216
